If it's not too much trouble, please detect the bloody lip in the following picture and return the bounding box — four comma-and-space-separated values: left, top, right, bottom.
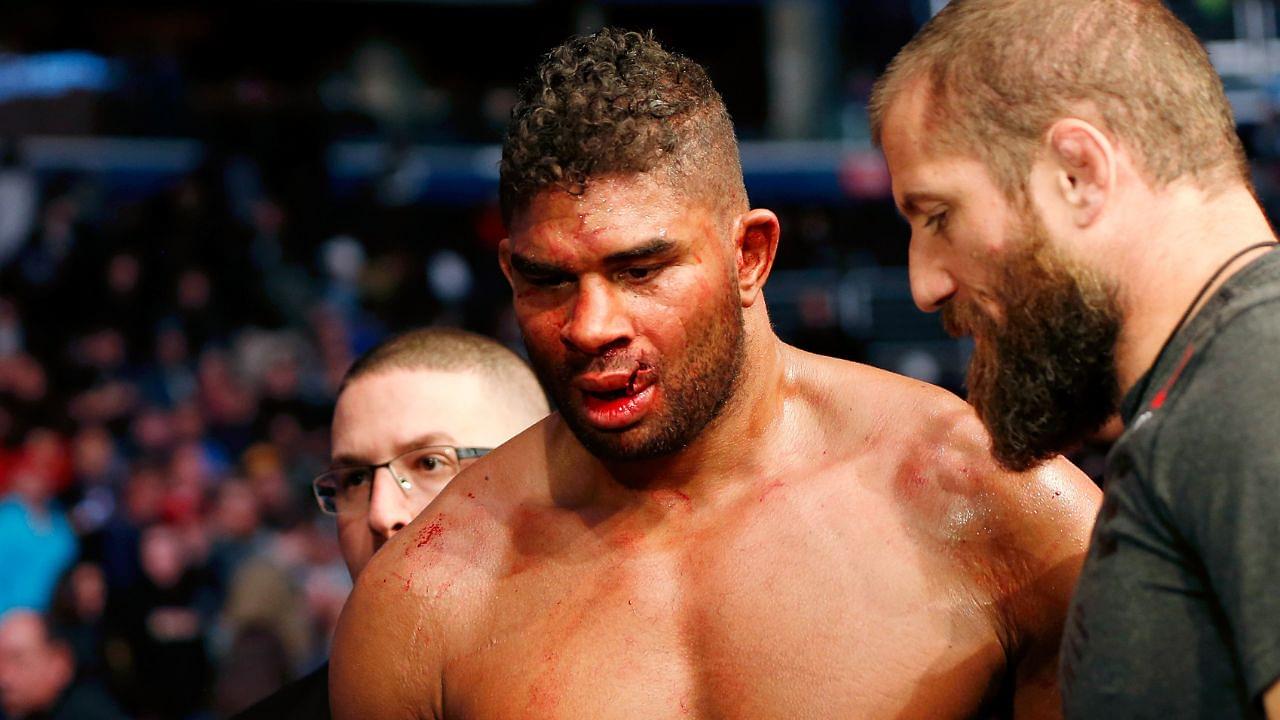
575, 367, 657, 431
580, 383, 656, 430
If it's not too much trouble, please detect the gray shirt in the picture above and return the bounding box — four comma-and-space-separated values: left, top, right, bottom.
1061, 248, 1280, 719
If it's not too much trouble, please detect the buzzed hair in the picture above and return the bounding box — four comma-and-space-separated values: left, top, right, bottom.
499, 27, 748, 227
870, 0, 1248, 199
340, 328, 548, 417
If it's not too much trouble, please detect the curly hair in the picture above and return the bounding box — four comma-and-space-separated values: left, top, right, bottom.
499, 28, 746, 226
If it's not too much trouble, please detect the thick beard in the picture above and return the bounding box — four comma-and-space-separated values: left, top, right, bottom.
943, 211, 1122, 472
525, 286, 746, 462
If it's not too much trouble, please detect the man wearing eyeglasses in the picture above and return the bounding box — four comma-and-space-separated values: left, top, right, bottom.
234, 327, 548, 719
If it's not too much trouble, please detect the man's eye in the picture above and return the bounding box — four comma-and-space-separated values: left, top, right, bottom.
414, 453, 454, 475
621, 266, 659, 282
523, 272, 573, 288
925, 211, 948, 232
341, 469, 372, 489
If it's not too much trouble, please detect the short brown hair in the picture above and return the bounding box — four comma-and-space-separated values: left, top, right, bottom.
870, 0, 1248, 198
499, 27, 747, 226
340, 328, 548, 416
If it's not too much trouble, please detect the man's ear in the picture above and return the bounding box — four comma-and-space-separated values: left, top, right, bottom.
498, 238, 515, 289
1043, 118, 1115, 228
736, 209, 780, 308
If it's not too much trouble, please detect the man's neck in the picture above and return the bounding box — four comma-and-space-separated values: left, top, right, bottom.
1113, 183, 1276, 395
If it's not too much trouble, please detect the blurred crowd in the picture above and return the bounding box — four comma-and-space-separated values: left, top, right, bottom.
0, 154, 532, 717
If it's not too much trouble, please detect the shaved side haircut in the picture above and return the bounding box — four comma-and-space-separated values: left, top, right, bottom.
499, 27, 748, 228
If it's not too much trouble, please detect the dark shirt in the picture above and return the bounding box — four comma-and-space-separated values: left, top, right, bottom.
20, 680, 129, 720
232, 661, 330, 720
1062, 248, 1280, 718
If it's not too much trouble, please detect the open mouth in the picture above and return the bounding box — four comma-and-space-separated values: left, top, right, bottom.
576, 367, 658, 429
582, 367, 653, 399
584, 385, 632, 402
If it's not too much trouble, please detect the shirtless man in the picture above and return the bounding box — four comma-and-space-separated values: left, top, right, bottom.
331, 29, 1100, 719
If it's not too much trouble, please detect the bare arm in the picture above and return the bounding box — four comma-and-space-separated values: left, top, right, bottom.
1265, 681, 1280, 719
918, 401, 1100, 719
1002, 457, 1100, 719
329, 514, 450, 720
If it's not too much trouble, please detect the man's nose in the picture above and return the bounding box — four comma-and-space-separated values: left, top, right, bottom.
908, 237, 958, 312
366, 468, 414, 542
561, 276, 633, 354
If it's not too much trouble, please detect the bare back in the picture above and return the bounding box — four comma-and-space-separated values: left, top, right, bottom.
331, 347, 1099, 719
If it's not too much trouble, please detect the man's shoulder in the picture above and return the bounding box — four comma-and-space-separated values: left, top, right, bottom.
360, 419, 558, 609
788, 349, 1099, 668
785, 345, 982, 449
1158, 291, 1280, 444
330, 420, 561, 718
1182, 254, 1280, 393
790, 345, 958, 403
788, 345, 1098, 543
1137, 292, 1280, 496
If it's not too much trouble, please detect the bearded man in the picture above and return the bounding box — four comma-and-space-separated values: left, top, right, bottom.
873, 1, 1280, 716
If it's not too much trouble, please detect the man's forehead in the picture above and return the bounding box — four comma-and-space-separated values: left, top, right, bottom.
881, 86, 998, 212
338, 367, 482, 410
511, 173, 711, 235
330, 369, 501, 464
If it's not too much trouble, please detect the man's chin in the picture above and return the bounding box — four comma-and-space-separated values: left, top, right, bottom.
561, 412, 681, 462
970, 369, 1118, 472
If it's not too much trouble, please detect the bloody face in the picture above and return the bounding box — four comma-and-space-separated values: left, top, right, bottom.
503, 174, 745, 462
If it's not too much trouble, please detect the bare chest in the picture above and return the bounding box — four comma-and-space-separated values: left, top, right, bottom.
444, 486, 1008, 719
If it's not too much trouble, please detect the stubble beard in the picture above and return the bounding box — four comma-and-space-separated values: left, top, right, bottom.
526, 285, 746, 462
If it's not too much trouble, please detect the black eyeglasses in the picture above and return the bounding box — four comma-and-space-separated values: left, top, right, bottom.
312, 445, 490, 515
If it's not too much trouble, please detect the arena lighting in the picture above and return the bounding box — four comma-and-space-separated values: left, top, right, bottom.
0, 51, 116, 104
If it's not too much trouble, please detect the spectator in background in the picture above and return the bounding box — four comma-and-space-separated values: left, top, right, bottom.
0, 609, 126, 720
115, 523, 215, 719
0, 446, 77, 615
232, 327, 548, 719
48, 563, 110, 685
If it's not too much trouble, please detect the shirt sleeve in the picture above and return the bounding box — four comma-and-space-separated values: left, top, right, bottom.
1159, 302, 1280, 702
